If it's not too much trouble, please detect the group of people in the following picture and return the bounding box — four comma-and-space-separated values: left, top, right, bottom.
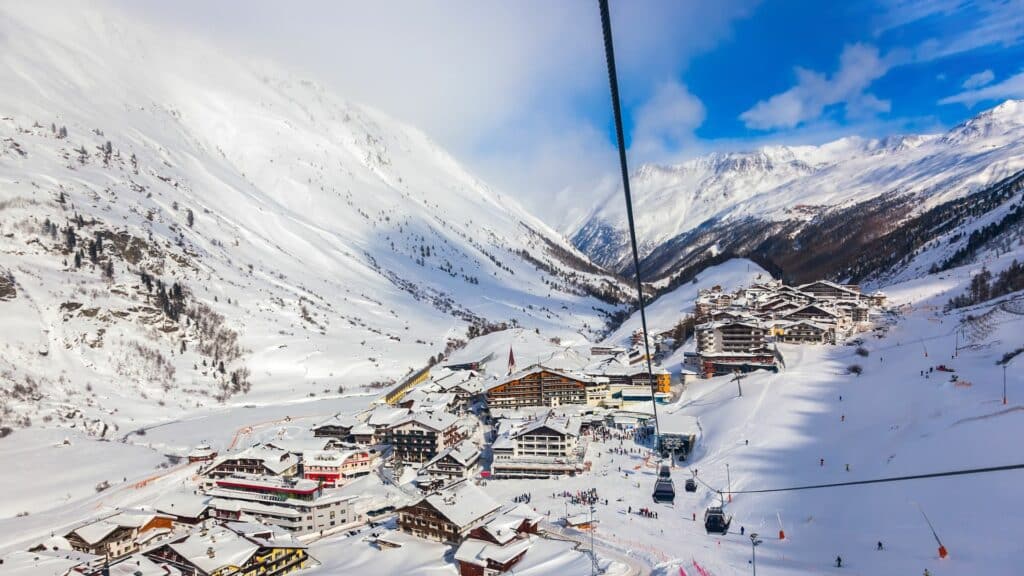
553, 487, 602, 507
512, 492, 531, 504
628, 505, 659, 519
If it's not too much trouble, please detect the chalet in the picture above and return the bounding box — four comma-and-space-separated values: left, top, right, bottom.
797, 280, 862, 301
0, 550, 108, 576
455, 537, 535, 576
206, 474, 359, 535
773, 320, 834, 344
867, 291, 887, 307
65, 511, 173, 560
485, 367, 596, 408
365, 405, 412, 444
202, 445, 298, 479
145, 522, 308, 576
491, 414, 584, 478
782, 304, 844, 328
389, 412, 463, 463
433, 370, 485, 410
187, 444, 217, 463
349, 423, 376, 446
302, 449, 379, 486
455, 506, 546, 576
312, 413, 358, 440
420, 440, 482, 485
396, 479, 501, 544
835, 300, 871, 323
108, 555, 182, 576
590, 345, 626, 357
400, 390, 458, 414
154, 491, 213, 525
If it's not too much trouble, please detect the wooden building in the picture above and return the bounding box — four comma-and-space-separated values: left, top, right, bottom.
66, 511, 173, 560
145, 523, 308, 576
485, 368, 594, 408
389, 413, 462, 463
421, 440, 481, 485
396, 480, 501, 544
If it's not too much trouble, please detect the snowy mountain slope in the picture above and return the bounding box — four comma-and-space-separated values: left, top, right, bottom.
572, 101, 1024, 275
0, 1, 628, 435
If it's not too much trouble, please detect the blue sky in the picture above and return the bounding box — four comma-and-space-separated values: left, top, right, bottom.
117, 0, 1024, 222
609, 0, 1024, 154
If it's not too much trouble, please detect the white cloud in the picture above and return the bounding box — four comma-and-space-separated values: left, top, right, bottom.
876, 0, 1024, 61
110, 0, 756, 228
962, 69, 995, 89
740, 43, 892, 130
940, 71, 1024, 106
630, 80, 706, 162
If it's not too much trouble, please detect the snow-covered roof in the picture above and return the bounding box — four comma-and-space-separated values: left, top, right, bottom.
488, 365, 595, 392
109, 555, 182, 576
367, 406, 411, 427
208, 445, 298, 475
187, 444, 215, 459
421, 480, 500, 529
516, 414, 581, 439
455, 535, 534, 566
69, 510, 164, 544
303, 449, 358, 467
167, 526, 260, 574
0, 550, 104, 576
313, 413, 359, 430
390, 411, 458, 432
424, 440, 480, 469
477, 503, 543, 544
154, 491, 212, 519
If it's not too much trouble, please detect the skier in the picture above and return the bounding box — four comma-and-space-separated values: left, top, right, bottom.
740, 526, 745, 535
820, 458, 825, 467
846, 463, 850, 472
877, 541, 884, 551
841, 414, 845, 422
836, 555, 843, 568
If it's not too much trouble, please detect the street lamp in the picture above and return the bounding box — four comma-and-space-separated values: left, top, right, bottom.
589, 505, 597, 576
750, 532, 763, 576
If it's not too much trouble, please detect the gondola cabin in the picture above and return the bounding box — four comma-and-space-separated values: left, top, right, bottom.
652, 478, 675, 503
704, 506, 731, 534
684, 478, 697, 492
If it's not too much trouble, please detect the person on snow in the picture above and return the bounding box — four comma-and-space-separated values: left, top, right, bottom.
740, 526, 745, 535
877, 541, 884, 550
836, 556, 843, 568
820, 458, 825, 467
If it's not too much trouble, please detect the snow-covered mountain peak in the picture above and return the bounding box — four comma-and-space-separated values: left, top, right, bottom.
941, 99, 1024, 145
572, 100, 1024, 272
0, 1, 629, 434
